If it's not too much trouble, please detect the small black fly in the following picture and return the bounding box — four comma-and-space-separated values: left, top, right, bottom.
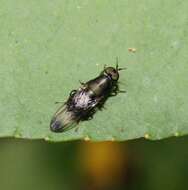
50, 60, 125, 133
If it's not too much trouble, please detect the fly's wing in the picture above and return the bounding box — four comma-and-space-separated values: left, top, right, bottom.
50, 89, 99, 133
50, 104, 77, 132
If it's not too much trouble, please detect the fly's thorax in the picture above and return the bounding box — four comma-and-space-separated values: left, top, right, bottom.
86, 75, 113, 97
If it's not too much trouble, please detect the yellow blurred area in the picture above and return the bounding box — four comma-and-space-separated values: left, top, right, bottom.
79, 142, 130, 189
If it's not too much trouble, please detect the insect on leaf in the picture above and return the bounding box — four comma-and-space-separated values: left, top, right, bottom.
0, 0, 188, 141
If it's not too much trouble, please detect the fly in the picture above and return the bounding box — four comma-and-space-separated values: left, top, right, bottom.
50, 60, 125, 133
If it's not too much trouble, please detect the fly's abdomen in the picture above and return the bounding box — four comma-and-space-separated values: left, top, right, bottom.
50, 104, 77, 132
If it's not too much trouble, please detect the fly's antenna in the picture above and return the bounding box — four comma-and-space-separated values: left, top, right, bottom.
115, 57, 126, 71
115, 56, 119, 70
118, 67, 126, 71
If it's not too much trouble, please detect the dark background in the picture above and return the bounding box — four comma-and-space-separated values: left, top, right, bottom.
0, 136, 187, 190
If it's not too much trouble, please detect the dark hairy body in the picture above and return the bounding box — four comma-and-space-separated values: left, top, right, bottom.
50, 65, 124, 133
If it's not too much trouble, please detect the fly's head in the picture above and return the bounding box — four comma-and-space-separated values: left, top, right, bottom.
103, 67, 119, 81
102, 59, 126, 82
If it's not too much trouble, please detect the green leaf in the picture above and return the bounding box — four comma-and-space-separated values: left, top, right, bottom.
0, 0, 188, 141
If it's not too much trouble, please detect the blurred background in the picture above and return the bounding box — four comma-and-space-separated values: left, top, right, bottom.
0, 136, 187, 190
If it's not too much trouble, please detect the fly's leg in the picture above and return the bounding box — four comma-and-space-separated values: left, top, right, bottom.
79, 80, 85, 86
111, 84, 119, 96
87, 109, 97, 119
117, 89, 126, 93
80, 109, 96, 121
111, 84, 126, 96
55, 89, 77, 104
87, 115, 93, 120
74, 126, 79, 132
95, 97, 106, 110
79, 80, 88, 89
70, 90, 77, 97
98, 105, 106, 110
55, 101, 64, 104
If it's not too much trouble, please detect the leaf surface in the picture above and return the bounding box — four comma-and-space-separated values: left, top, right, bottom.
0, 0, 188, 141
